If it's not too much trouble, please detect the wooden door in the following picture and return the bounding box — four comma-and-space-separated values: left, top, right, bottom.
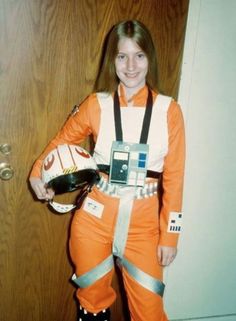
0, 1, 189, 320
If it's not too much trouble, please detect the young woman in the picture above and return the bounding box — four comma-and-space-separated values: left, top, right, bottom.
30, 20, 185, 321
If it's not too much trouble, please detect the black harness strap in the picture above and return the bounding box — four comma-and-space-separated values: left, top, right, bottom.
114, 90, 123, 142
98, 89, 161, 179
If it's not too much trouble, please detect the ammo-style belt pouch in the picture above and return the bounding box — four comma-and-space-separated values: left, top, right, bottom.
96, 176, 158, 199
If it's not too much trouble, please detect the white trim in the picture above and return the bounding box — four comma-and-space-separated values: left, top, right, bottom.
178, 0, 202, 123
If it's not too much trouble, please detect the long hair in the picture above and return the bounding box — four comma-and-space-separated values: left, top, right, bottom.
94, 20, 159, 93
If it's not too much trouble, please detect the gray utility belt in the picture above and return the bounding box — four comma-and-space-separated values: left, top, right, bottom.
96, 176, 158, 198
97, 164, 161, 180
72, 176, 165, 297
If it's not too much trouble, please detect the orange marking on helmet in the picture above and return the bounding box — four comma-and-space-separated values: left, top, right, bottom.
75, 147, 90, 158
44, 154, 55, 171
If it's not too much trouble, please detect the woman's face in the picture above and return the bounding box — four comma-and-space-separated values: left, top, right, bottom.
115, 37, 148, 95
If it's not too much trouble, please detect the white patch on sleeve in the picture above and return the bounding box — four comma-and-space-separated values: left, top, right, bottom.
83, 197, 104, 219
167, 212, 182, 233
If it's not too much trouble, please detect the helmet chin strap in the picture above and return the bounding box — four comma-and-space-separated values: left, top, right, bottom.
48, 201, 76, 213
48, 184, 93, 214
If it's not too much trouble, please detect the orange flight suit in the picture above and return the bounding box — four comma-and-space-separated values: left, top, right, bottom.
30, 85, 185, 321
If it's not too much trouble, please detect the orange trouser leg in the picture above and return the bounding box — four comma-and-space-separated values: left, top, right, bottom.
69, 187, 119, 313
69, 187, 168, 320
121, 195, 168, 321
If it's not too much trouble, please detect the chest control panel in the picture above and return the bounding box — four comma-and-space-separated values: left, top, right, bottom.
109, 141, 149, 187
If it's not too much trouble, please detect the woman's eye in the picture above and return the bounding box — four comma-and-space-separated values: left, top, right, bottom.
117, 54, 127, 61
136, 53, 145, 59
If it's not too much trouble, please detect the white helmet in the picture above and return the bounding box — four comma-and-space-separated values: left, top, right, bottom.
42, 144, 100, 213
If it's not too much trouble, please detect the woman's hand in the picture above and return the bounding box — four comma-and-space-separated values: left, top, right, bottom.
29, 177, 54, 201
157, 245, 177, 266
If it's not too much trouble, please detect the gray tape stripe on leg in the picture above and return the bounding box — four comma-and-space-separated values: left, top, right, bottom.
112, 195, 134, 258
122, 257, 165, 297
72, 254, 114, 288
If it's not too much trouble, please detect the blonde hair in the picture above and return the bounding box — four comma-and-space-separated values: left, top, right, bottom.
94, 20, 159, 93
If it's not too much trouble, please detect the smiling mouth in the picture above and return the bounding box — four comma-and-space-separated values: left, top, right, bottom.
125, 73, 139, 78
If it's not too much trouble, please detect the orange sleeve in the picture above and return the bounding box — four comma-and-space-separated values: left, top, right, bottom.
30, 93, 100, 178
159, 100, 185, 247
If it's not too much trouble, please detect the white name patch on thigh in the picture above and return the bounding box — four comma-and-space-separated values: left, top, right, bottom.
83, 197, 104, 219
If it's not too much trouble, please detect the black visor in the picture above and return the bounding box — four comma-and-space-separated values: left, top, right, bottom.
47, 169, 100, 194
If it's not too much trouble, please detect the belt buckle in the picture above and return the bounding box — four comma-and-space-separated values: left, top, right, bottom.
116, 185, 136, 198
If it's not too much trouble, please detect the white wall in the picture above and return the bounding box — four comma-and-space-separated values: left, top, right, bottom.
164, 0, 236, 320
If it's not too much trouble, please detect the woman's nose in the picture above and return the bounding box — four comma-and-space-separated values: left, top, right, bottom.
127, 57, 136, 70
